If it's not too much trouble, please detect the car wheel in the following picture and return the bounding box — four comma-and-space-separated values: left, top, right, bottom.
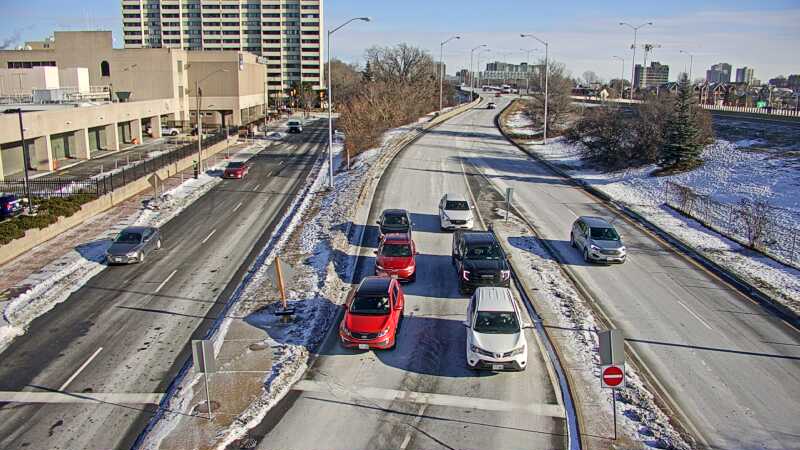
570, 233, 575, 248
409, 271, 416, 282
583, 248, 590, 263
156, 239, 162, 250
139, 251, 145, 263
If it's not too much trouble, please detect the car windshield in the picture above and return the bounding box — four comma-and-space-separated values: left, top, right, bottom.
465, 244, 502, 260
591, 227, 620, 241
381, 243, 412, 257
350, 295, 390, 315
383, 214, 408, 226
288, 121, 300, 126
115, 231, 142, 244
473, 311, 520, 334
445, 200, 469, 211
227, 162, 244, 168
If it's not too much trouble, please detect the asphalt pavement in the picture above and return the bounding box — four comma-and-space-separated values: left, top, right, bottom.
0, 123, 327, 450
458, 97, 800, 450
253, 109, 567, 450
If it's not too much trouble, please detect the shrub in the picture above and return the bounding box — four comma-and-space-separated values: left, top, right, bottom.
0, 221, 25, 245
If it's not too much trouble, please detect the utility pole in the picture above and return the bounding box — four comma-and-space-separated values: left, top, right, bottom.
521, 34, 549, 144
620, 21, 653, 99
612, 56, 625, 98
14, 109, 33, 214
439, 35, 460, 113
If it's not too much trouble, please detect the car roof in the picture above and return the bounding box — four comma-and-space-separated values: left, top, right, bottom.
382, 232, 412, 244
381, 208, 408, 217
444, 193, 468, 202
120, 226, 153, 233
357, 276, 392, 296
474, 287, 515, 312
462, 232, 496, 244
579, 216, 613, 228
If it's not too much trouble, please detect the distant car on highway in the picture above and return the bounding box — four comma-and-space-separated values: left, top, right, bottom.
339, 276, 405, 350
223, 161, 250, 179
375, 232, 417, 282
106, 226, 161, 264
439, 193, 474, 230
287, 119, 303, 133
452, 230, 510, 294
570, 216, 626, 263
464, 287, 529, 371
0, 193, 22, 218
487, 102, 497, 109
377, 208, 412, 236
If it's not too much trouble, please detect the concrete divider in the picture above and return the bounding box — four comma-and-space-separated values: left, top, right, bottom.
0, 137, 236, 265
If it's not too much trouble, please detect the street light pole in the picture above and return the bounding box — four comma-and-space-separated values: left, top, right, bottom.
679, 50, 694, 82
469, 45, 487, 97
14, 109, 33, 214
612, 56, 625, 98
476, 48, 490, 93
194, 69, 229, 174
520, 49, 536, 97
521, 34, 549, 144
439, 35, 460, 113
327, 16, 371, 189
619, 22, 653, 100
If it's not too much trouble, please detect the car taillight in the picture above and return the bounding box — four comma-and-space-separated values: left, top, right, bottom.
462, 270, 470, 281
501, 270, 511, 281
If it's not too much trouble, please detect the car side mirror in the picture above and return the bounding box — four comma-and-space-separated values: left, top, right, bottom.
462, 321, 470, 328
507, 255, 512, 260
375, 220, 381, 225
522, 323, 534, 329
373, 250, 378, 255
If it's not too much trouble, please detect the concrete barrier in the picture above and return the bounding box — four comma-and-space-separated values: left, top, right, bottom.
0, 138, 235, 265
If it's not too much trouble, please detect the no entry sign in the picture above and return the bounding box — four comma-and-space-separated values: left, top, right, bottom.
601, 364, 625, 389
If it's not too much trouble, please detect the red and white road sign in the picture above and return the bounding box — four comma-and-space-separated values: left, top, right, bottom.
601, 364, 625, 389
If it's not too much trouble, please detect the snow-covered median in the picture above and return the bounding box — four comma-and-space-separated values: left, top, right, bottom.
503, 117, 800, 315
0, 143, 266, 354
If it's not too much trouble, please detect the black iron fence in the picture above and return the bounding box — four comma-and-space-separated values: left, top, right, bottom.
1, 130, 231, 201
664, 181, 800, 268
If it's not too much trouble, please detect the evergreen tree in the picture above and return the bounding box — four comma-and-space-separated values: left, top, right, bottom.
362, 61, 374, 82
659, 74, 703, 170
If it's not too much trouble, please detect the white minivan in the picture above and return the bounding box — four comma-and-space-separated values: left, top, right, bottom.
464, 287, 530, 371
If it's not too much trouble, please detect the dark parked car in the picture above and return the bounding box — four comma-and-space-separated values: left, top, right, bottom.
106, 226, 162, 264
452, 230, 511, 294
376, 209, 413, 236
0, 193, 22, 218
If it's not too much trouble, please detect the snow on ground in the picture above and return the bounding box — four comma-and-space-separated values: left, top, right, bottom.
505, 111, 539, 136
0, 142, 266, 354
505, 115, 800, 315
494, 220, 690, 450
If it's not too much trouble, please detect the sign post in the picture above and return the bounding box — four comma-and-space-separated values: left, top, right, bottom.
505, 187, 514, 222
599, 329, 625, 440
192, 339, 216, 420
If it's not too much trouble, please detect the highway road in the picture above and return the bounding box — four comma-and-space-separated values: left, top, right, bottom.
459, 97, 800, 449
0, 122, 327, 450
251, 111, 567, 450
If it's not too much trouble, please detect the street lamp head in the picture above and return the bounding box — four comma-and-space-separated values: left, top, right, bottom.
358, 17, 371, 22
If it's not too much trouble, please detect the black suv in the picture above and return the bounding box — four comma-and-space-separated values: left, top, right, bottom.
452, 230, 511, 293
377, 209, 413, 236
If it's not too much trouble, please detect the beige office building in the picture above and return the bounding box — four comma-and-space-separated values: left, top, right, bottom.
121, 0, 324, 103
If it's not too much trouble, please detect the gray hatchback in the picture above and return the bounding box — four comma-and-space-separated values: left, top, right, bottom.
106, 226, 162, 264
570, 216, 626, 263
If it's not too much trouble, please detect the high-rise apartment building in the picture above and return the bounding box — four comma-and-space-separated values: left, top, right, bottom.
633, 61, 669, 88
121, 0, 323, 102
735, 67, 754, 85
706, 63, 732, 84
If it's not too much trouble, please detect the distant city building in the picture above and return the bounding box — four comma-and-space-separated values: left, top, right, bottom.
633, 61, 669, 88
769, 76, 788, 88
485, 61, 532, 73
789, 74, 800, 90
735, 67, 754, 85
706, 63, 732, 83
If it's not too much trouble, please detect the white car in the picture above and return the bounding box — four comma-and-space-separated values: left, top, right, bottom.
464, 287, 530, 371
439, 193, 474, 230
161, 127, 180, 136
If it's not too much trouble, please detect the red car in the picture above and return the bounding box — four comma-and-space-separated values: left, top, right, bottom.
223, 161, 249, 179
374, 232, 417, 282
339, 276, 405, 350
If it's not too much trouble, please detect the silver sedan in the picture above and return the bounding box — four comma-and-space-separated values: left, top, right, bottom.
106, 226, 162, 264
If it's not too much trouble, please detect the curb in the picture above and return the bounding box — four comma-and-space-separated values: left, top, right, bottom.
495, 101, 800, 330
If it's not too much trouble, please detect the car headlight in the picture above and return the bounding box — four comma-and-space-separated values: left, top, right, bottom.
462, 270, 471, 281
619, 246, 626, 253
500, 270, 511, 281
590, 244, 600, 252
377, 326, 391, 337
510, 345, 526, 356
442, 212, 450, 221
340, 324, 352, 337
127, 251, 139, 257
470, 345, 494, 357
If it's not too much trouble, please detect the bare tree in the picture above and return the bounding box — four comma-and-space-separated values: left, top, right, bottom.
524, 59, 574, 135
364, 43, 436, 84
328, 59, 362, 107
582, 70, 601, 84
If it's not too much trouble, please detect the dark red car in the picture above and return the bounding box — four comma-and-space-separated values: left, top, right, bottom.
339, 276, 405, 350
374, 232, 417, 282
223, 161, 249, 179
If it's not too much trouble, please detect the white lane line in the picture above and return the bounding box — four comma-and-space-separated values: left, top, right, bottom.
253, 183, 261, 191
201, 229, 217, 244
0, 391, 162, 404
266, 171, 273, 177
400, 404, 426, 450
59, 347, 103, 392
293, 380, 565, 418
400, 431, 412, 450
677, 300, 714, 330
155, 269, 177, 293
232, 201, 243, 212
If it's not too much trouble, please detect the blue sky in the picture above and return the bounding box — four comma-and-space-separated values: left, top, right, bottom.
2, 0, 798, 82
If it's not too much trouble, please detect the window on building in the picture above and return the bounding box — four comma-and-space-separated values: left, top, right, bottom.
101, 61, 110, 77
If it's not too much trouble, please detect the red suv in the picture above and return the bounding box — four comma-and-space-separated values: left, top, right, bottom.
223, 161, 249, 179
374, 232, 417, 282
340, 276, 405, 350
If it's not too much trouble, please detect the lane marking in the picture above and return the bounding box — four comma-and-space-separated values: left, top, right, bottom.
400, 404, 427, 450
155, 269, 177, 293
232, 201, 243, 212
59, 347, 103, 392
253, 183, 261, 191
266, 171, 273, 177
294, 380, 564, 418
677, 300, 714, 330
201, 229, 217, 244
400, 433, 412, 450
0, 391, 162, 404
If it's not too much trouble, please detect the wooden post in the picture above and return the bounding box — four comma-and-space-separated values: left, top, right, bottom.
275, 256, 287, 309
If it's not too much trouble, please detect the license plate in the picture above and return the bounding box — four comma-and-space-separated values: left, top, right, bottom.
491, 364, 504, 370
481, 275, 494, 279
358, 344, 369, 350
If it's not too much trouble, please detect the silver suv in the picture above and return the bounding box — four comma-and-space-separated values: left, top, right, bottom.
570, 216, 626, 264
